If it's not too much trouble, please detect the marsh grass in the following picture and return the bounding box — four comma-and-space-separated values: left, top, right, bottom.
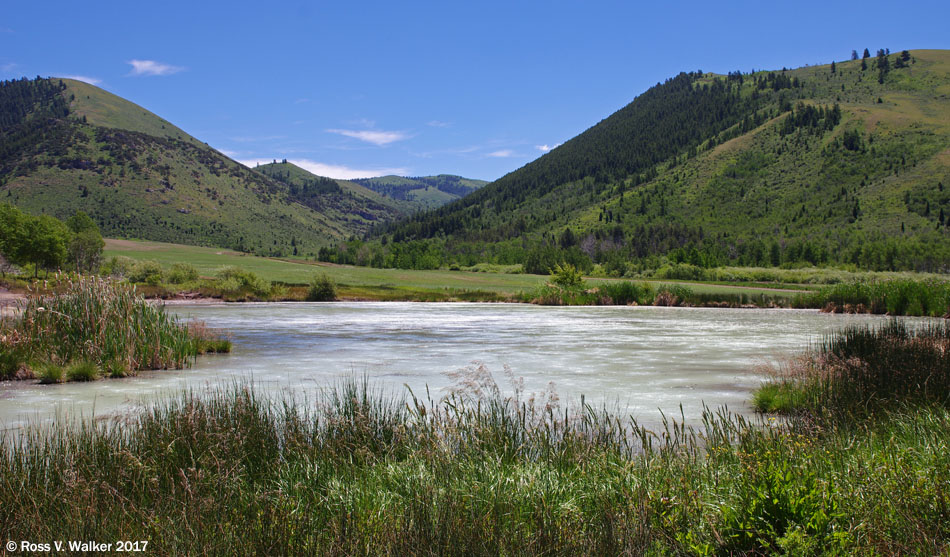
797, 278, 950, 317
2, 371, 948, 555
0, 274, 229, 380
755, 320, 950, 416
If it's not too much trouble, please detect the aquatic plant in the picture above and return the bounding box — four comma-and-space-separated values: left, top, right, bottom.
1, 274, 224, 378
2, 371, 948, 554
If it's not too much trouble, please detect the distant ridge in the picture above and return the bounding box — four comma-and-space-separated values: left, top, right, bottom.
353, 174, 487, 211
0, 78, 410, 256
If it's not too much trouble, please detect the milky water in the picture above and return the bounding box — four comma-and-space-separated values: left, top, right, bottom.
0, 303, 911, 430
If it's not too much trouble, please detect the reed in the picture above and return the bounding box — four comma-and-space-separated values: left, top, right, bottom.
2, 373, 948, 554
0, 274, 227, 380
797, 278, 950, 316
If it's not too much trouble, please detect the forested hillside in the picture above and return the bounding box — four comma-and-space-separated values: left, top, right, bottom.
362, 49, 950, 273
0, 78, 406, 256
354, 174, 487, 210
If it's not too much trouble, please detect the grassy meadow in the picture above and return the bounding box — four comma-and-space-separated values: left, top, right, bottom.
103, 238, 818, 304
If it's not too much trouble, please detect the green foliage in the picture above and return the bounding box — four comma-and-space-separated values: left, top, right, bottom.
549, 263, 585, 289
127, 260, 164, 285
65, 360, 99, 382
0, 79, 412, 258
167, 262, 199, 284
36, 362, 65, 384
215, 266, 271, 298
800, 278, 950, 316
306, 273, 337, 301
756, 320, 950, 415
1, 275, 203, 374
2, 376, 949, 553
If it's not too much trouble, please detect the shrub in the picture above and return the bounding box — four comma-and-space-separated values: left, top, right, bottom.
549, 263, 585, 289
215, 266, 271, 298
127, 260, 164, 285
167, 263, 199, 284
307, 273, 337, 301
101, 255, 136, 278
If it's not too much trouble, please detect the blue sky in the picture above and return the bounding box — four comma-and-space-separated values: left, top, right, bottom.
3, 0, 948, 181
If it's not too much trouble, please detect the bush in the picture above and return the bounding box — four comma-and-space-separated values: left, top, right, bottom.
215, 266, 271, 298
127, 260, 164, 285
549, 263, 585, 289
101, 256, 136, 278
167, 263, 199, 284
307, 273, 337, 301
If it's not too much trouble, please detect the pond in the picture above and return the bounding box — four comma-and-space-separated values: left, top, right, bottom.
0, 302, 910, 430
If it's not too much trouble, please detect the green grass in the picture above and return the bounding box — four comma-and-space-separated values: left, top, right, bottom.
105, 238, 831, 303
754, 319, 950, 415
3, 370, 949, 554
0, 274, 228, 380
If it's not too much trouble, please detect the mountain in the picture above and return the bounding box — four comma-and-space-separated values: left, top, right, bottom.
353, 175, 488, 210
0, 78, 408, 256
377, 49, 950, 272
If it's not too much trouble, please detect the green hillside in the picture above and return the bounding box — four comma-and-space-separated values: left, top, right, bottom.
354, 174, 488, 210
373, 49, 950, 272
0, 78, 406, 257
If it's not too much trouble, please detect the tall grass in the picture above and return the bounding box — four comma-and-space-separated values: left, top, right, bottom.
796, 278, 950, 316
755, 320, 950, 417
2, 373, 948, 554
0, 274, 228, 379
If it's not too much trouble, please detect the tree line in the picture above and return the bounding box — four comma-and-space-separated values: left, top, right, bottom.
0, 205, 104, 277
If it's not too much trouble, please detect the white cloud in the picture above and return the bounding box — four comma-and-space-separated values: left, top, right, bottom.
238, 158, 408, 180
294, 98, 309, 104
327, 129, 409, 146
536, 143, 562, 152
127, 59, 184, 77
487, 150, 515, 158
59, 75, 102, 85
1, 62, 17, 72
427, 120, 451, 128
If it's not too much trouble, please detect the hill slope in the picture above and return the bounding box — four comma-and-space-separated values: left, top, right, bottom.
353, 175, 488, 210
377, 49, 950, 272
0, 78, 408, 256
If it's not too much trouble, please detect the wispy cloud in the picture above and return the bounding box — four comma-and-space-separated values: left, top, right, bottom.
486, 149, 516, 158
294, 98, 309, 104
127, 59, 184, 77
427, 120, 451, 128
327, 129, 409, 146
1, 62, 17, 73
238, 158, 408, 180
59, 75, 102, 85
536, 143, 562, 153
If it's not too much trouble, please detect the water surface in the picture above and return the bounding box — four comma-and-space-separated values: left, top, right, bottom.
0, 303, 911, 429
